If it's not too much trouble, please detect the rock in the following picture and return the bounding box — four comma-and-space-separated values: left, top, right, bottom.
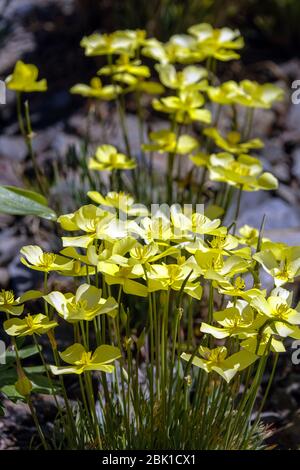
264, 228, 300, 246
0, 135, 27, 161
238, 197, 300, 231
273, 163, 291, 183
277, 184, 298, 205
286, 103, 300, 131
32, 125, 62, 154
52, 132, 81, 157
252, 108, 276, 138
0, 267, 9, 288
292, 148, 300, 180
279, 59, 300, 80
262, 138, 285, 165
0, 228, 27, 265
0, 25, 34, 74
0, 158, 23, 185
8, 254, 42, 296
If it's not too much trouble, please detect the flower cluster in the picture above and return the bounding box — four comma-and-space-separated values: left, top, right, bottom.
2, 22, 294, 451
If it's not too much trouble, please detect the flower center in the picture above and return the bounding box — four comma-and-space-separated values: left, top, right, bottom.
25, 315, 34, 329
40, 252, 56, 268
68, 299, 89, 316
0, 289, 15, 305
80, 351, 93, 365
234, 277, 245, 290
210, 236, 226, 249
229, 161, 250, 176
275, 303, 290, 320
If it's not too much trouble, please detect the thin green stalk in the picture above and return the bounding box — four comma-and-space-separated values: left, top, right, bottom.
27, 396, 49, 450
84, 372, 102, 449
44, 272, 49, 317
33, 334, 61, 412
24, 99, 46, 195
232, 185, 243, 235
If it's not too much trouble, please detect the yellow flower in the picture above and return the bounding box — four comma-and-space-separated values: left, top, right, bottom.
4, 314, 57, 337
186, 235, 251, 262
153, 89, 211, 124
140, 215, 173, 244
142, 129, 198, 155
188, 23, 244, 61
100, 264, 148, 297
87, 191, 148, 217
204, 128, 263, 154
195, 252, 249, 282
186, 212, 227, 238
207, 80, 283, 108
44, 284, 117, 323
235, 80, 284, 109
80, 32, 133, 56
208, 153, 278, 191
189, 152, 211, 169
217, 277, 263, 301
50, 343, 121, 375
181, 346, 256, 383
70, 77, 120, 100
88, 145, 136, 171
6, 60, 47, 92
146, 262, 202, 300
200, 300, 256, 339
238, 225, 260, 246
250, 287, 300, 338
58, 205, 114, 248
241, 331, 285, 356
142, 37, 201, 65
253, 246, 300, 287
207, 81, 244, 105
99, 54, 150, 79
155, 64, 208, 91
0, 289, 41, 316
20, 245, 74, 273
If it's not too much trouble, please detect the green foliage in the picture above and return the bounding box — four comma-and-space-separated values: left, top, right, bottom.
0, 185, 56, 220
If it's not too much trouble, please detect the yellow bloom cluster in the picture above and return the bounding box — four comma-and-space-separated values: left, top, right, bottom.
3, 23, 295, 450
2, 195, 299, 384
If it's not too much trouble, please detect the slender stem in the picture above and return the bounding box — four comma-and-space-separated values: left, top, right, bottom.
232, 185, 243, 235
27, 397, 49, 449
24, 100, 46, 195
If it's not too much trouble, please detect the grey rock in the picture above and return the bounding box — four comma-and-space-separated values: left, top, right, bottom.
238, 197, 300, 231
0, 267, 9, 288
286, 103, 300, 131
279, 59, 300, 80
264, 228, 300, 246
8, 254, 41, 295
273, 163, 291, 183
0, 135, 27, 161
292, 148, 300, 180
251, 108, 276, 138
0, 25, 34, 74
0, 228, 27, 265
277, 184, 298, 205
52, 132, 81, 157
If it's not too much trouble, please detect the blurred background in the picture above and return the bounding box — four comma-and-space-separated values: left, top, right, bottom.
1, 0, 300, 449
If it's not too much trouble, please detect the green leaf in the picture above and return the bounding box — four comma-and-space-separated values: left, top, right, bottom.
0, 185, 57, 220
6, 344, 39, 360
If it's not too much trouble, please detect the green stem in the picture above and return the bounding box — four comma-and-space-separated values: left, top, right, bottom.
232, 185, 243, 235
24, 100, 46, 195
27, 396, 49, 450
